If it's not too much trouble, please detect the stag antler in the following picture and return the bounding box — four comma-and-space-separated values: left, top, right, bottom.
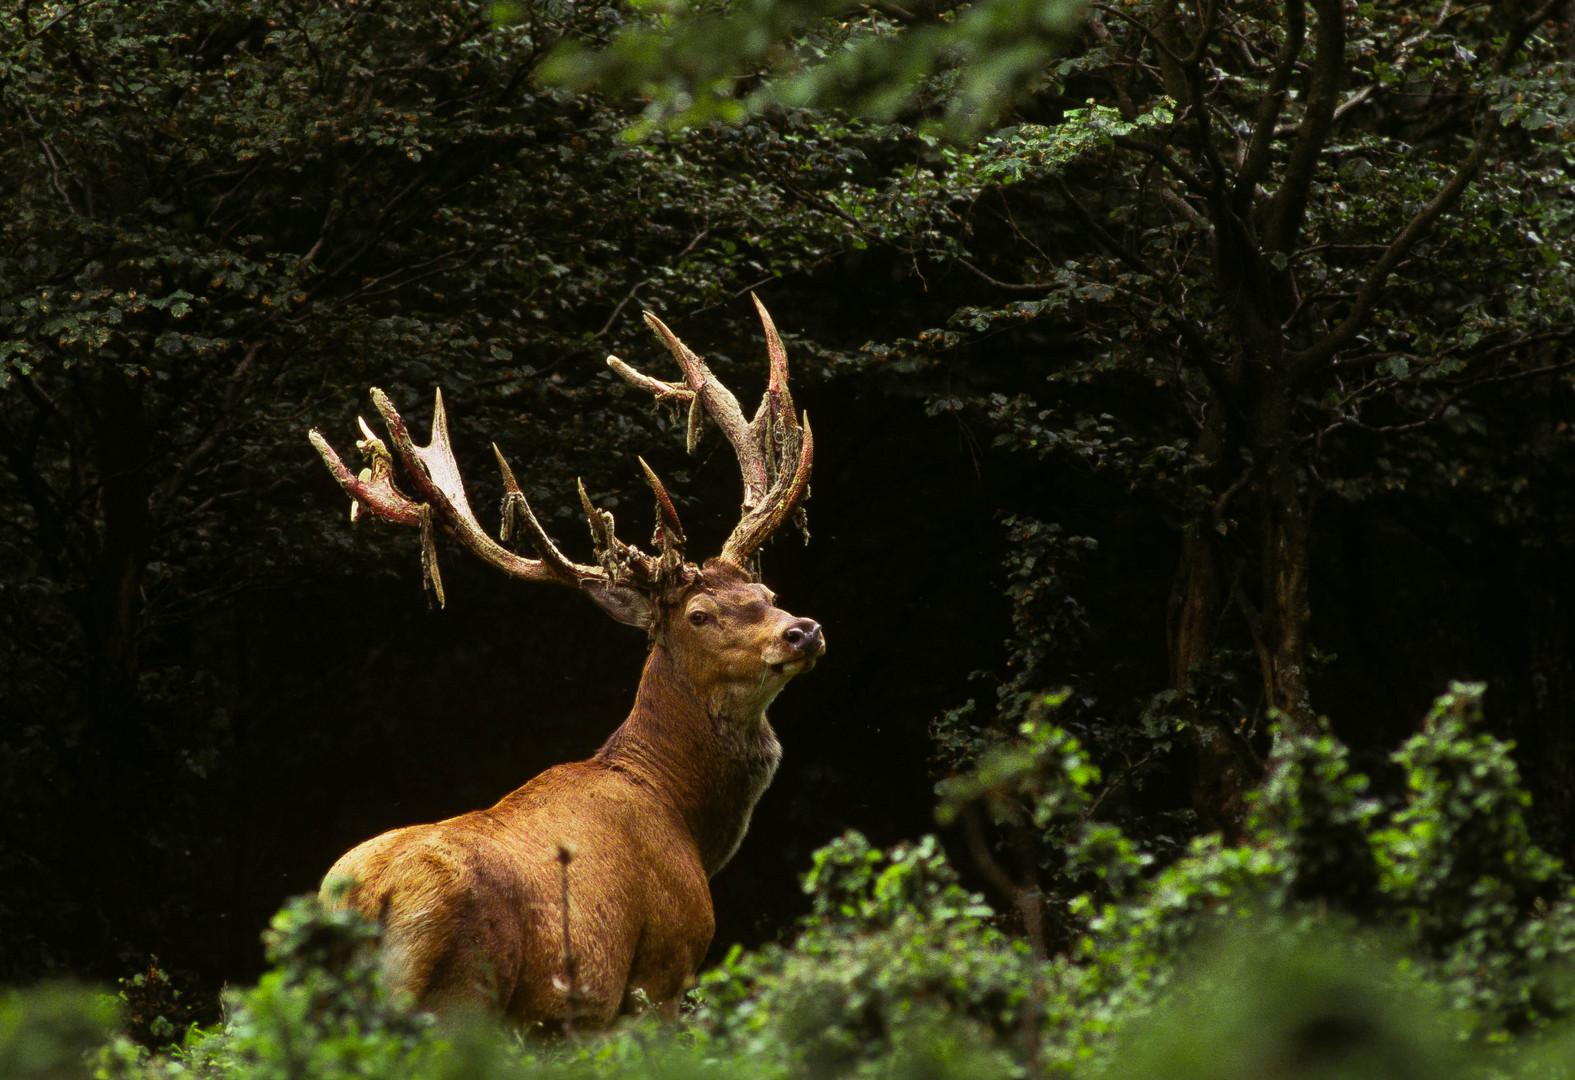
309, 298, 810, 606
309, 388, 686, 610
608, 294, 812, 574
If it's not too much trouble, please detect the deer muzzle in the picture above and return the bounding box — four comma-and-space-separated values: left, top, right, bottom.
770, 618, 825, 675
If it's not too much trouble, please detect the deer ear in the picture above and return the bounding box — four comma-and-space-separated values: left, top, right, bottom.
583, 580, 654, 629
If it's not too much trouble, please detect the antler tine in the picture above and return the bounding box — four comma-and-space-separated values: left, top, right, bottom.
609, 353, 708, 454
641, 311, 770, 508
637, 456, 687, 567
494, 443, 583, 583
746, 294, 804, 497
607, 355, 694, 406
577, 478, 623, 572
751, 292, 797, 436
310, 423, 423, 528
310, 388, 594, 604
721, 413, 814, 569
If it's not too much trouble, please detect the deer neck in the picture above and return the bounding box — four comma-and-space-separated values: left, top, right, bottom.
594, 644, 782, 876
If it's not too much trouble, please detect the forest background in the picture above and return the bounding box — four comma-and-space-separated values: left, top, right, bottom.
4, 0, 1575, 1075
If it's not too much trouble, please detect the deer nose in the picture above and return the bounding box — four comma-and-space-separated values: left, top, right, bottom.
782, 619, 823, 654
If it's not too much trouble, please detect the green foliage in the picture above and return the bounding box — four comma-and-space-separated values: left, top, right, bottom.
89, 892, 443, 1080
540, 0, 1086, 139
218, 892, 440, 1080
1093, 925, 1463, 1080
928, 683, 1575, 1072
694, 832, 1030, 1077
113, 961, 202, 1054
0, 984, 118, 1080
936, 699, 1100, 829
1247, 725, 1381, 911
964, 99, 1177, 182
7, 684, 1561, 1079
1371, 685, 1575, 1031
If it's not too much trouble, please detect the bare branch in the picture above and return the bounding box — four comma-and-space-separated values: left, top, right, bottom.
956, 257, 1055, 292
1235, 0, 1307, 195
151, 342, 263, 522
1263, 0, 1344, 253
1289, 136, 1491, 372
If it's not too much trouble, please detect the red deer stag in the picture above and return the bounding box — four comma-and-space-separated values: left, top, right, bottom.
307, 298, 822, 1027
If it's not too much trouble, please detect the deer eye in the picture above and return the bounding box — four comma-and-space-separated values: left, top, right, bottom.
688, 610, 708, 626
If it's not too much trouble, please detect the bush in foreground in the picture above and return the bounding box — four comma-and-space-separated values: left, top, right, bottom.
6, 683, 1575, 1078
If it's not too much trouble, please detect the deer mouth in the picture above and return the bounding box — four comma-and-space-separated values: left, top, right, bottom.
769, 652, 822, 677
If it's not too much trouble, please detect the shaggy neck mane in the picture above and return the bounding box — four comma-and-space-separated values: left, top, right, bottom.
594, 642, 781, 875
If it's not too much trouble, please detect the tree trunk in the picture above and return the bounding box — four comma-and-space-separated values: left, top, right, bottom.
1257, 446, 1316, 734
1171, 320, 1319, 828
1251, 377, 1318, 736
1168, 409, 1257, 831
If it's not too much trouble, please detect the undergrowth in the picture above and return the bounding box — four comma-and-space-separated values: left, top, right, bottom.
7, 683, 1575, 1079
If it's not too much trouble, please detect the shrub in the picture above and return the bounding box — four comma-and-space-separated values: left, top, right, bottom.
9, 684, 1575, 1078
693, 832, 1030, 1077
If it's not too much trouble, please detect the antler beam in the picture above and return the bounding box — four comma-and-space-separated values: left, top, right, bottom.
310, 388, 600, 605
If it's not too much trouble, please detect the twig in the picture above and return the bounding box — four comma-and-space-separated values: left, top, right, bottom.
1290, 0, 1559, 372
601, 229, 710, 333
1212, 464, 1254, 515
597, 280, 648, 338
956, 257, 1053, 293
28, 0, 92, 39
556, 844, 580, 1037
1290, 138, 1491, 372
1091, 3, 1187, 65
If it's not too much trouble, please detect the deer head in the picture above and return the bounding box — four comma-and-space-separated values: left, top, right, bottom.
659, 560, 824, 721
